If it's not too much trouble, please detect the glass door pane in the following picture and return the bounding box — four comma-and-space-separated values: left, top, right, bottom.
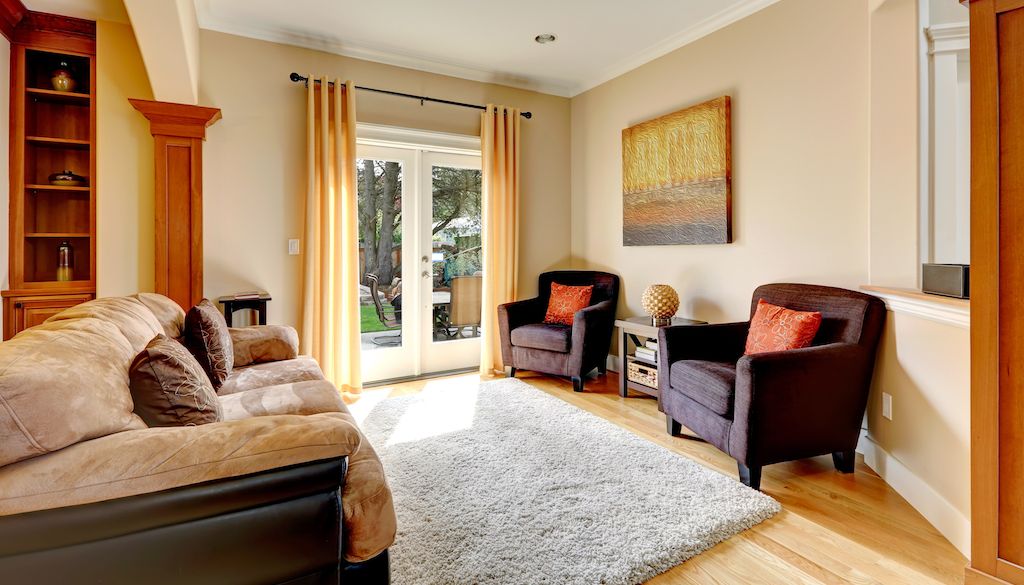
430, 165, 482, 342
420, 152, 483, 373
358, 158, 403, 349
357, 146, 418, 382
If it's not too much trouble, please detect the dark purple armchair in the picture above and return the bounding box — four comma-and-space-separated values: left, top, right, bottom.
498, 271, 619, 392
658, 284, 886, 490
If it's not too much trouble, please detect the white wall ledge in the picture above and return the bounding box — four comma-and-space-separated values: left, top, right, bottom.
861, 285, 969, 329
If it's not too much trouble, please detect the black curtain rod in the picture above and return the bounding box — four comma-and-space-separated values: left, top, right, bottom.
289, 73, 532, 119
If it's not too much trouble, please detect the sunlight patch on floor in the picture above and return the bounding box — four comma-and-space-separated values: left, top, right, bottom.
351, 374, 481, 445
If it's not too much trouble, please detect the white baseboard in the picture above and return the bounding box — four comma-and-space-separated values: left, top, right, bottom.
608, 354, 969, 557
857, 431, 970, 558
606, 353, 621, 373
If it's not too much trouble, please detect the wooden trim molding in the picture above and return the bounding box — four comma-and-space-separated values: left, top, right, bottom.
129, 99, 221, 309
0, 0, 26, 41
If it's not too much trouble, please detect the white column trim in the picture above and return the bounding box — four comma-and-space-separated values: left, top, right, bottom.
926, 23, 969, 55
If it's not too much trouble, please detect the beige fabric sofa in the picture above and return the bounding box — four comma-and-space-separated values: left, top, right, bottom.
0, 293, 395, 584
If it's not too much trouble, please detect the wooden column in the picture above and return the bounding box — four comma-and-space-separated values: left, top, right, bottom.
129, 99, 220, 309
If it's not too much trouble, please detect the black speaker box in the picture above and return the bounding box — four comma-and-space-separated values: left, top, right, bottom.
922, 263, 969, 299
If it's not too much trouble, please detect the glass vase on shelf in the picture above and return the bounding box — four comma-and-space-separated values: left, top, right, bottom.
56, 240, 73, 282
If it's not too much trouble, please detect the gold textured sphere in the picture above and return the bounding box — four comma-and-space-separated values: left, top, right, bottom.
641, 284, 679, 321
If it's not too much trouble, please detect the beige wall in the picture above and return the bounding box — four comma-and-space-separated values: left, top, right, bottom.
569, 0, 970, 557
198, 30, 571, 328
863, 310, 970, 554
866, 0, 970, 557
570, 0, 870, 324
95, 21, 154, 296
869, 0, 920, 288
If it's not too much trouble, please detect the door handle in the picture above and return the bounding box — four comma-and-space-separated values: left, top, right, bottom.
421, 255, 429, 263
421, 270, 430, 278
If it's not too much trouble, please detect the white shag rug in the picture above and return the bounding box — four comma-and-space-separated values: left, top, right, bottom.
357, 377, 780, 585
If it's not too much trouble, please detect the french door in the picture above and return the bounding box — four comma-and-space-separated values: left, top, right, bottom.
356, 138, 483, 383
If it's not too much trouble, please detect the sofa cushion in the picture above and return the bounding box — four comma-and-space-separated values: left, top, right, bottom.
134, 293, 186, 339
129, 335, 223, 427
184, 299, 234, 389
669, 360, 737, 417
0, 318, 143, 468
510, 323, 572, 353
218, 356, 326, 396
0, 413, 361, 517
230, 325, 299, 367
220, 380, 346, 420
45, 296, 163, 354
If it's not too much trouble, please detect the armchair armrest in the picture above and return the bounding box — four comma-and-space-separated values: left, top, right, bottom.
230, 325, 299, 367
497, 297, 546, 366
569, 300, 616, 373
731, 342, 873, 465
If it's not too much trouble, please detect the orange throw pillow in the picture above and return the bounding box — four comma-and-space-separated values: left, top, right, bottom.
544, 283, 594, 326
744, 299, 823, 355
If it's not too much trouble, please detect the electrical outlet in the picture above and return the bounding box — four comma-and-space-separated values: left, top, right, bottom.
288, 239, 300, 255
882, 392, 893, 420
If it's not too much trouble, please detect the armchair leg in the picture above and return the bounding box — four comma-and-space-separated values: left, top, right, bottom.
832, 450, 856, 474
508, 367, 517, 378
666, 415, 681, 437
738, 462, 763, 491
598, 362, 607, 375
571, 376, 584, 392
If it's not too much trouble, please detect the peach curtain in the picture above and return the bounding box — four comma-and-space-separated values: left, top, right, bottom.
479, 104, 521, 375
300, 77, 362, 397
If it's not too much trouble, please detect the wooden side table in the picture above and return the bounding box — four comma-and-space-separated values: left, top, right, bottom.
218, 293, 272, 326
615, 316, 706, 398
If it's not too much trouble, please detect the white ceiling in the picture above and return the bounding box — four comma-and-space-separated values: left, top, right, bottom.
193, 0, 779, 97
24, 0, 780, 97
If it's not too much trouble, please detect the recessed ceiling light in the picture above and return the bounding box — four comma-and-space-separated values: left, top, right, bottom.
534, 33, 557, 44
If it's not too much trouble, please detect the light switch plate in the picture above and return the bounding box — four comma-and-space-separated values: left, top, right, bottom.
882, 392, 893, 420
288, 239, 300, 255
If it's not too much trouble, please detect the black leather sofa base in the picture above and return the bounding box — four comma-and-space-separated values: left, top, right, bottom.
0, 457, 390, 585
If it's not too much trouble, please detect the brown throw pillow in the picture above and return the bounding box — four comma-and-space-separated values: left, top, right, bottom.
184, 299, 234, 388
129, 334, 223, 427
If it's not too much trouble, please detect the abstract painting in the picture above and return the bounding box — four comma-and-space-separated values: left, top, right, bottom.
622, 96, 732, 246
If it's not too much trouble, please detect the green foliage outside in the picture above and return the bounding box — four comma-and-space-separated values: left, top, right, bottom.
360, 304, 399, 334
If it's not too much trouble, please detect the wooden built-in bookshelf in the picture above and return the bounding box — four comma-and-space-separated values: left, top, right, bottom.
2, 15, 96, 339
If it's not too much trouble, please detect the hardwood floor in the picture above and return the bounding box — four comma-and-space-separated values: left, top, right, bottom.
354, 371, 968, 585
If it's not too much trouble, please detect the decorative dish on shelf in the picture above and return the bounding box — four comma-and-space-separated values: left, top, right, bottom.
48, 170, 86, 187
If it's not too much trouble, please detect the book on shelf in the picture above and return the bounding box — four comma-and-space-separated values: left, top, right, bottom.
634, 348, 658, 363
645, 340, 659, 351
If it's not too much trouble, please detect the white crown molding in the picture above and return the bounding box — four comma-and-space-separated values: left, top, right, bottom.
569, 0, 782, 95
195, 0, 779, 99
926, 23, 969, 55
194, 11, 578, 97
861, 287, 970, 329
